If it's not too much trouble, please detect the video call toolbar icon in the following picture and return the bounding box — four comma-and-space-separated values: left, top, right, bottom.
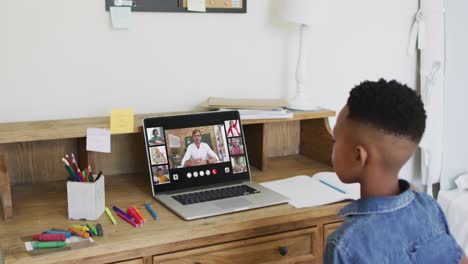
173, 174, 179, 180
200, 171, 205, 176
193, 171, 199, 177
187, 172, 192, 178
206, 170, 211, 176
212, 169, 217, 175
225, 167, 230, 173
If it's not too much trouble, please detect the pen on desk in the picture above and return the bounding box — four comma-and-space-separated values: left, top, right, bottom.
112, 206, 133, 221
68, 227, 90, 239
319, 179, 346, 194
86, 223, 98, 236
33, 241, 67, 249
127, 208, 143, 225
96, 223, 104, 236
145, 203, 159, 221
133, 206, 146, 223
116, 211, 138, 228
42, 230, 72, 238
105, 207, 118, 224
71, 225, 89, 232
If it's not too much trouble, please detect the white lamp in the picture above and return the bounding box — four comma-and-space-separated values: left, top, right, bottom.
278, 0, 328, 110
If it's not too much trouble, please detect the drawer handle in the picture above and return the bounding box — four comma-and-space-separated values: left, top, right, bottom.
279, 246, 288, 256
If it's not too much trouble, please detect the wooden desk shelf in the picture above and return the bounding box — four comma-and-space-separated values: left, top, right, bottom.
0, 109, 343, 264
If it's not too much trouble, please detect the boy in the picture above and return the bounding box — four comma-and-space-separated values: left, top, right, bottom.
324, 79, 467, 263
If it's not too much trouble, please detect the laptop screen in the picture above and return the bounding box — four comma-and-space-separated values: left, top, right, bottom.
143, 111, 251, 195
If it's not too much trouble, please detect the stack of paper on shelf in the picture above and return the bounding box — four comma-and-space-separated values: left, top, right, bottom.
205, 97, 288, 110
203, 97, 293, 120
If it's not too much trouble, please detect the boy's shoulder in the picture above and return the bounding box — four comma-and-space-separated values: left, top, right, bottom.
325, 188, 461, 263
329, 190, 446, 244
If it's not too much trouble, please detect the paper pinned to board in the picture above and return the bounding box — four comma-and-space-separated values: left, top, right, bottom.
110, 6, 131, 29
86, 128, 111, 153
187, 0, 206, 12
260, 172, 360, 208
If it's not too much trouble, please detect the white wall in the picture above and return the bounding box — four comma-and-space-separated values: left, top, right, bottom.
1, 0, 420, 178
441, 0, 468, 189
2, 0, 417, 123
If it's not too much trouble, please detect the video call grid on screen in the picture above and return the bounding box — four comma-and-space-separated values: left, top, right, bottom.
143, 111, 251, 194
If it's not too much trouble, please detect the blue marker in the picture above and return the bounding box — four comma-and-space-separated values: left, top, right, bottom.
112, 206, 134, 221
319, 179, 346, 194
145, 203, 159, 221
42, 230, 72, 238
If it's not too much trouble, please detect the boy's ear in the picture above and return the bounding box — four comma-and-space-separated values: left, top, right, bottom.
354, 145, 368, 167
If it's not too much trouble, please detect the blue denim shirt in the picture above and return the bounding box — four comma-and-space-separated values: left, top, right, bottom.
324, 180, 464, 264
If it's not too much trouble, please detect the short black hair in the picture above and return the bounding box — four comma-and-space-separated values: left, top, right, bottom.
346, 79, 426, 143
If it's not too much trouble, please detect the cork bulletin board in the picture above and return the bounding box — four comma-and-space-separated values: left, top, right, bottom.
105, 0, 247, 13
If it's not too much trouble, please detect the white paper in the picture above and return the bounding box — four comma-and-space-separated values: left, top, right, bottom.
187, 0, 206, 12
232, 0, 241, 8
261, 172, 360, 208
219, 108, 294, 120
110, 6, 131, 29
86, 128, 111, 153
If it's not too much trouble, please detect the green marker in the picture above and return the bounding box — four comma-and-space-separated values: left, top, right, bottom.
33, 241, 67, 249
86, 223, 98, 236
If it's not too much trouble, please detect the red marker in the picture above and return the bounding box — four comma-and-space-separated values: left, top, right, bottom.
127, 208, 143, 225
32, 234, 66, 242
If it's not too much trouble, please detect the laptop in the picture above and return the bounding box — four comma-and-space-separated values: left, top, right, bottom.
142, 111, 289, 220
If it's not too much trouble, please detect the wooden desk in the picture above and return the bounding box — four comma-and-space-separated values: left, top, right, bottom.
0, 109, 345, 263
1, 156, 345, 264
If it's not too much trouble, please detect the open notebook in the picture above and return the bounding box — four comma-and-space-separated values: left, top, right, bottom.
260, 172, 360, 208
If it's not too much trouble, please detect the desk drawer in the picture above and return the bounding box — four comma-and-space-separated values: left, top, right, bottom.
154, 227, 319, 264
113, 258, 144, 264
323, 221, 343, 245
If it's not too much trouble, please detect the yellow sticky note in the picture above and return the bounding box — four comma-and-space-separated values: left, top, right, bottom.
110, 108, 134, 134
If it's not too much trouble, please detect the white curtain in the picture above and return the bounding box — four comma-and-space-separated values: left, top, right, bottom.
408, 0, 445, 196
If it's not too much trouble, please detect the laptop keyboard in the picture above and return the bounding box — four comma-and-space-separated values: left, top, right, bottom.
172, 185, 261, 205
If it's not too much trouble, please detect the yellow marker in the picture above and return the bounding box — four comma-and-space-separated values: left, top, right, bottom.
72, 225, 89, 232
105, 207, 118, 225
110, 108, 134, 134
133, 206, 145, 222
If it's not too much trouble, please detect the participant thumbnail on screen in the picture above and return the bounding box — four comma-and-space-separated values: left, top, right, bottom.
224, 119, 241, 137
146, 127, 165, 146
150, 145, 168, 166
228, 137, 245, 155
152, 165, 170, 185
165, 125, 230, 168
231, 156, 247, 174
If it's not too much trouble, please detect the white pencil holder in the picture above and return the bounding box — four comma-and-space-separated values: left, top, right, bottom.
67, 176, 105, 220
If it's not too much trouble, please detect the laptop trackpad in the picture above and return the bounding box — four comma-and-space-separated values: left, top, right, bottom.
214, 198, 252, 209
